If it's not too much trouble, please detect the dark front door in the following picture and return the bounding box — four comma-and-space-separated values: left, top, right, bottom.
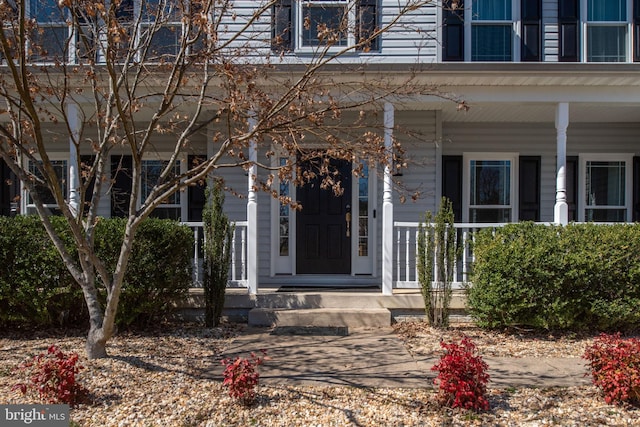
296, 159, 352, 274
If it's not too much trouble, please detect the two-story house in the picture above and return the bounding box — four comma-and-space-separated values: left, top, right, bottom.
1, 0, 640, 298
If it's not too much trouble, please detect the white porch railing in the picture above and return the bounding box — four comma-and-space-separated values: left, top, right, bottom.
393, 222, 513, 289
181, 221, 248, 288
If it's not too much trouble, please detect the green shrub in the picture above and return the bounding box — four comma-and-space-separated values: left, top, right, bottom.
0, 216, 83, 327
0, 216, 193, 329
468, 223, 640, 330
106, 218, 193, 328
417, 197, 456, 327
202, 180, 233, 328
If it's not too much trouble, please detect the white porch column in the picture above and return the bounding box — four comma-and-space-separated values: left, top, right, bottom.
247, 115, 258, 294
554, 102, 569, 225
67, 102, 81, 216
382, 102, 395, 295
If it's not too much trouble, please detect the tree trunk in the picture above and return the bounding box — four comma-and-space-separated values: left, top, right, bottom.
81, 277, 110, 359
86, 325, 108, 359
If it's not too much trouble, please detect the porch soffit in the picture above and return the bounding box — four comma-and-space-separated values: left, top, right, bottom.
312, 63, 640, 88
436, 102, 640, 123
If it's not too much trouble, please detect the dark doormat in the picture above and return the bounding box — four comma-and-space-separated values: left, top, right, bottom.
276, 285, 380, 293
270, 326, 349, 336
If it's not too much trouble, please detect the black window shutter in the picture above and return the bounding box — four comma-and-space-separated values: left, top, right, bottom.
110, 155, 132, 218
566, 156, 578, 222
558, 0, 579, 62
272, 0, 293, 52
518, 156, 541, 221
188, 155, 207, 222
442, 0, 464, 61
80, 155, 96, 214
634, 0, 640, 62
521, 0, 541, 61
0, 159, 11, 216
116, 0, 134, 21
442, 155, 463, 222
634, 156, 640, 221
356, 0, 379, 51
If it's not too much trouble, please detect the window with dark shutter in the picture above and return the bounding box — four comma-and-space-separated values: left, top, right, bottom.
566, 156, 578, 221
442, 155, 463, 221
80, 155, 96, 215
634, 0, 640, 61
634, 156, 640, 220
272, 0, 293, 52
188, 155, 207, 222
521, 0, 541, 61
518, 156, 540, 221
111, 155, 133, 218
558, 0, 579, 62
356, 0, 379, 51
442, 0, 464, 61
0, 159, 17, 216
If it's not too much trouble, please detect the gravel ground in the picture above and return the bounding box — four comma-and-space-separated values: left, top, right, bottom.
1, 323, 639, 426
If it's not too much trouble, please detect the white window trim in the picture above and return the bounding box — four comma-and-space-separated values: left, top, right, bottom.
23, 156, 69, 215
270, 153, 296, 276
578, 153, 633, 222
464, 0, 521, 62
462, 152, 518, 223
580, 0, 633, 63
138, 155, 188, 220
351, 162, 376, 276
27, 0, 72, 65
295, 0, 357, 54
138, 0, 185, 63
25, 0, 193, 65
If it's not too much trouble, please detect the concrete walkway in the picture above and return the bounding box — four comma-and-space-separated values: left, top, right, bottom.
220, 327, 591, 389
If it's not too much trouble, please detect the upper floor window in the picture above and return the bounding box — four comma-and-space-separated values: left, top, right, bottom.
559, 0, 637, 62
472, 0, 513, 61
272, 0, 379, 53
140, 0, 182, 61
586, 0, 630, 62
442, 0, 541, 62
29, 0, 69, 62
301, 0, 349, 47
23, 0, 204, 64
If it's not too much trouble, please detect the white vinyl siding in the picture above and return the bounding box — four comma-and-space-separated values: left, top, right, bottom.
392, 110, 439, 221
542, 0, 560, 60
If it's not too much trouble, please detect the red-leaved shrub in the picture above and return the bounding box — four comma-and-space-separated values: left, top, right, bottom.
221, 351, 266, 405
431, 336, 490, 411
12, 345, 85, 405
583, 333, 640, 406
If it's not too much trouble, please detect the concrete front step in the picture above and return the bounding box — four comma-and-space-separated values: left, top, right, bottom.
248, 307, 392, 328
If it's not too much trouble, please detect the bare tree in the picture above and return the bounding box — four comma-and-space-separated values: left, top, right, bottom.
0, 0, 455, 358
